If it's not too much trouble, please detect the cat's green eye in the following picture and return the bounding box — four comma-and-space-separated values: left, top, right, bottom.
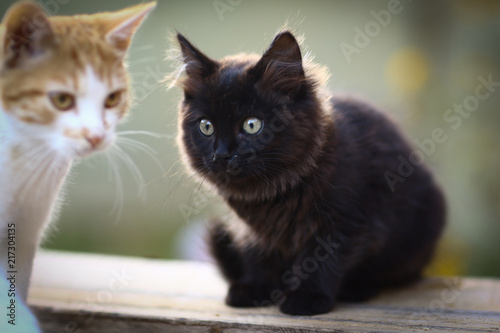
243, 117, 262, 135
49, 92, 75, 111
199, 119, 214, 136
105, 91, 122, 108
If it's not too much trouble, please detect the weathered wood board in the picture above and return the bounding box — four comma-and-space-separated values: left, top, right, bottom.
28, 251, 500, 332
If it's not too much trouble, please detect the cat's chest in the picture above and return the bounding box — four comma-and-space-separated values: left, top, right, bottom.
0, 140, 71, 223
227, 192, 321, 253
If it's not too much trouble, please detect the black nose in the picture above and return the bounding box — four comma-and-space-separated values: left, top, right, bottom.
213, 143, 233, 162
212, 152, 233, 162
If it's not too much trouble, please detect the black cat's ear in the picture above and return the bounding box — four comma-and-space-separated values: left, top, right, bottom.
253, 31, 305, 97
1, 1, 57, 69
259, 31, 303, 69
177, 33, 218, 78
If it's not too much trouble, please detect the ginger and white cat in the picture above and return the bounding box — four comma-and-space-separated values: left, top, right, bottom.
0, 1, 156, 327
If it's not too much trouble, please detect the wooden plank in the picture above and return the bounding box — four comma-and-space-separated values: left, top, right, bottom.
29, 251, 500, 332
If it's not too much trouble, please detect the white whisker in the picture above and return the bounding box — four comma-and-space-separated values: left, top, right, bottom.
18, 150, 54, 201
115, 136, 165, 174
117, 130, 169, 139
36, 155, 67, 201
110, 144, 146, 200
133, 86, 159, 103
104, 150, 125, 223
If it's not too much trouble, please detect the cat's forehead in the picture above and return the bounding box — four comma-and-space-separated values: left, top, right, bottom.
47, 17, 125, 80
190, 55, 264, 120
210, 55, 259, 97
46, 65, 121, 94
217, 54, 259, 81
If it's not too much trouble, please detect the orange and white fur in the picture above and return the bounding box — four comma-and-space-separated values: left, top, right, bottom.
0, 1, 155, 313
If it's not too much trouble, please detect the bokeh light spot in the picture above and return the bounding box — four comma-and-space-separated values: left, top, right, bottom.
386, 47, 430, 94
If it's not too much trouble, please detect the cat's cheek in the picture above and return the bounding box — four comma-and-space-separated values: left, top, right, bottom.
104, 112, 121, 129
100, 132, 116, 150
5, 103, 56, 126
44, 131, 73, 156
50, 120, 82, 157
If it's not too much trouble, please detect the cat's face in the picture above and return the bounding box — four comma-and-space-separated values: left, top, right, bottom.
177, 32, 328, 200
0, 2, 155, 158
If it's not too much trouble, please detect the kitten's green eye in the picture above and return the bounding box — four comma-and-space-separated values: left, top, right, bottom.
243, 117, 262, 135
199, 119, 214, 136
105, 91, 122, 108
49, 92, 75, 111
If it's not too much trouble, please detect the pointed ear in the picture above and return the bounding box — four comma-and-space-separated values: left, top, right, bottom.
1, 1, 56, 68
177, 33, 218, 78
253, 31, 305, 97
258, 31, 303, 69
103, 2, 156, 53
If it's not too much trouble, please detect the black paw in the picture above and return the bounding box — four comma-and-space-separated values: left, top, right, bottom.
280, 290, 334, 315
225, 283, 273, 308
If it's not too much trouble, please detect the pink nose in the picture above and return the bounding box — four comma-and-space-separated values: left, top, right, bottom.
86, 135, 104, 148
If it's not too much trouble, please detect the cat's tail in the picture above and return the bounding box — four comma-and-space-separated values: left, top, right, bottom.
207, 219, 244, 282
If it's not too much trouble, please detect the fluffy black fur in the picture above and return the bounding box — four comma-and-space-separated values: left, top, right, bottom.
175, 31, 446, 315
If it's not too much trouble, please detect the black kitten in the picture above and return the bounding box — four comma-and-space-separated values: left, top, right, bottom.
175, 31, 446, 316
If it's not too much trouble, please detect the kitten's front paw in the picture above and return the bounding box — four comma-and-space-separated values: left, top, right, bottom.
226, 283, 272, 308
280, 290, 334, 315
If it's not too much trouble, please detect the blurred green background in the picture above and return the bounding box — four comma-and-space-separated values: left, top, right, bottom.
1, 0, 499, 277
